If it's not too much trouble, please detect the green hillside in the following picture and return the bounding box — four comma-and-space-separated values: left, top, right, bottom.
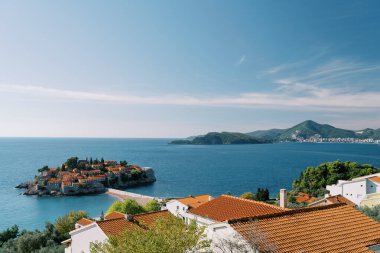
279, 120, 357, 140
246, 129, 285, 140
170, 132, 267, 145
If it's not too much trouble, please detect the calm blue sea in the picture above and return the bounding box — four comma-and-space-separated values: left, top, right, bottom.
0, 138, 380, 230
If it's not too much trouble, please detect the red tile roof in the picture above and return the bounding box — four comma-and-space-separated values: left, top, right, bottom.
97, 210, 171, 237
177, 195, 212, 208
229, 204, 380, 253
189, 195, 286, 222
369, 176, 380, 184
76, 218, 94, 226
309, 195, 356, 207
104, 211, 125, 220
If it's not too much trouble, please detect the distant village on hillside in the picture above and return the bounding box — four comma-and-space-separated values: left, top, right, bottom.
17, 157, 156, 196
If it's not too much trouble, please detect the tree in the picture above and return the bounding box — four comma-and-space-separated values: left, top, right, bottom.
144, 200, 161, 212
106, 200, 145, 215
240, 192, 255, 200
38, 166, 49, 173
54, 210, 88, 238
0, 225, 19, 246
89, 157, 93, 165
65, 157, 78, 169
90, 216, 210, 253
101, 157, 104, 164
256, 188, 269, 201
359, 205, 380, 222
292, 161, 380, 197
120, 160, 128, 166
78, 162, 86, 170
131, 169, 142, 180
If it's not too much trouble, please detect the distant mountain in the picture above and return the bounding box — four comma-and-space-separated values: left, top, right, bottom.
246, 128, 286, 141
171, 120, 380, 145
247, 120, 380, 141
169, 132, 267, 145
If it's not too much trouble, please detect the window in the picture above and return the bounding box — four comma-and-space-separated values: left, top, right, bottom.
176, 206, 179, 210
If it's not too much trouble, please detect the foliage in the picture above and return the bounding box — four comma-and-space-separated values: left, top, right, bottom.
54, 210, 88, 238
144, 200, 161, 212
119, 160, 128, 166
90, 216, 210, 253
0, 223, 64, 253
37, 166, 49, 173
0, 225, 19, 246
77, 162, 86, 170
131, 169, 142, 180
106, 200, 145, 215
240, 192, 255, 200
256, 188, 269, 201
359, 205, 380, 222
65, 157, 78, 169
292, 161, 380, 197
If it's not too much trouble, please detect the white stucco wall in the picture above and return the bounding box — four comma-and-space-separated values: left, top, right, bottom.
206, 223, 255, 253
69, 224, 108, 253
166, 200, 189, 220
341, 180, 367, 205
367, 179, 380, 194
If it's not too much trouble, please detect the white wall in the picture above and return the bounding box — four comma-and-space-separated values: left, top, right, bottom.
166, 200, 189, 220
367, 179, 380, 194
206, 223, 255, 253
341, 180, 367, 205
69, 224, 108, 253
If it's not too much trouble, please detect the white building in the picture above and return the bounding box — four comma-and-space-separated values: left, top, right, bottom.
63, 210, 170, 253
326, 173, 380, 206
165, 194, 212, 222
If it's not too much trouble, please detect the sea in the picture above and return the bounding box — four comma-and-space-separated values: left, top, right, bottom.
0, 138, 380, 231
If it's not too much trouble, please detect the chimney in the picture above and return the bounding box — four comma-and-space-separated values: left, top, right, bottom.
280, 189, 287, 208
125, 214, 134, 222
208, 195, 213, 201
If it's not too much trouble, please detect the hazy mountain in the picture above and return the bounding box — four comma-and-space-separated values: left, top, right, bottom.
169, 132, 267, 145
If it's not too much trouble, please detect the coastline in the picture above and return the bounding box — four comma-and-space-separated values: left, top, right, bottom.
105, 188, 162, 206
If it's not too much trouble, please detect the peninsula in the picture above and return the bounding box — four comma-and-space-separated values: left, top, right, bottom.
169, 132, 267, 145
17, 157, 156, 196
170, 120, 380, 145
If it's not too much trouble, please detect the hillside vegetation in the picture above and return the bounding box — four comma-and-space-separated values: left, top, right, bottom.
292, 161, 380, 197
170, 132, 267, 145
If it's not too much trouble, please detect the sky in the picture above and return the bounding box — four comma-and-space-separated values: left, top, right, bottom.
1, 0, 380, 137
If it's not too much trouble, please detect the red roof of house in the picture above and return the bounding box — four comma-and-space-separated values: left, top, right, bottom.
189, 195, 286, 222
369, 176, 380, 184
97, 210, 171, 237
230, 204, 380, 253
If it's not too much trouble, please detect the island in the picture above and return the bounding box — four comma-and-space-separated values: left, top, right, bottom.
16, 157, 156, 196
169, 132, 268, 145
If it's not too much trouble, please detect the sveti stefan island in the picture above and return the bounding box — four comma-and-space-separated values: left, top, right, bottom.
16, 157, 156, 196
2, 1, 380, 253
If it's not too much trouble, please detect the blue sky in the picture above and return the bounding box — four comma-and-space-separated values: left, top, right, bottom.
1, 1, 380, 137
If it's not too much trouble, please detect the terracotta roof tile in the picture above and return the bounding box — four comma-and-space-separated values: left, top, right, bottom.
97, 210, 170, 237
177, 194, 212, 208
309, 195, 356, 207
76, 218, 94, 226
104, 211, 125, 220
189, 195, 286, 222
369, 176, 380, 184
230, 204, 380, 253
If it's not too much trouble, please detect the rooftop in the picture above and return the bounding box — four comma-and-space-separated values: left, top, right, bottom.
97, 210, 171, 237
76, 218, 94, 226
189, 195, 286, 222
229, 204, 380, 253
369, 176, 380, 184
177, 194, 212, 208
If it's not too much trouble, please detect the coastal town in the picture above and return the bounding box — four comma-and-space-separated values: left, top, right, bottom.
62, 170, 380, 253
17, 157, 156, 196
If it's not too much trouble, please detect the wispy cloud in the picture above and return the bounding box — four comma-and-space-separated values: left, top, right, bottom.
236, 55, 246, 65
2, 83, 380, 112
